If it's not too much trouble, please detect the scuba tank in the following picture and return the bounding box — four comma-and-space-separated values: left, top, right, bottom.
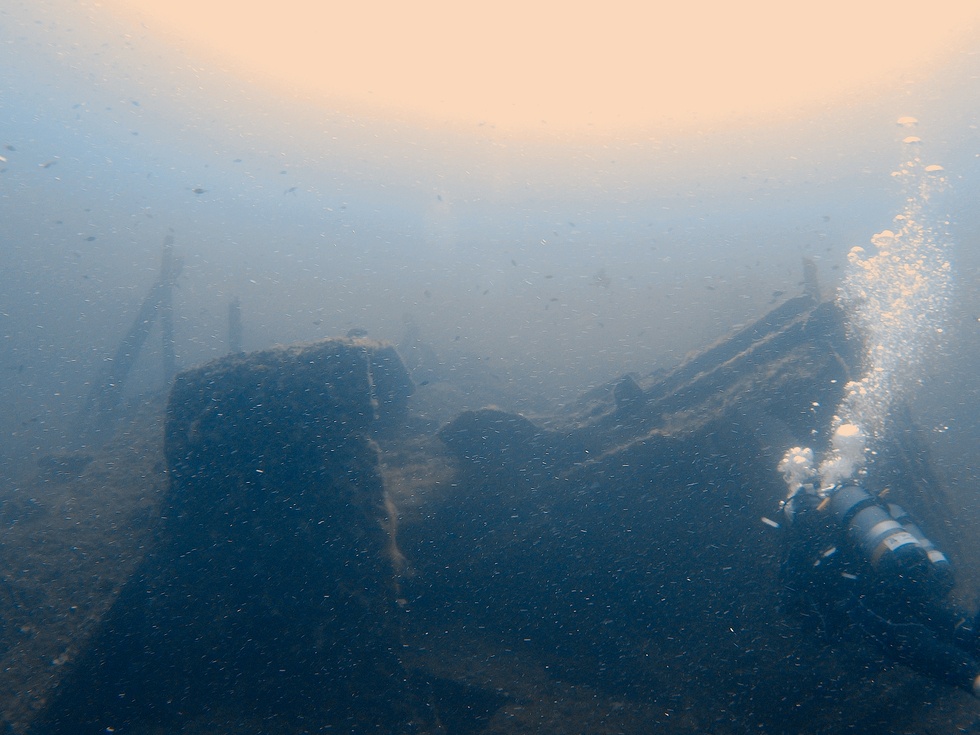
826, 483, 954, 595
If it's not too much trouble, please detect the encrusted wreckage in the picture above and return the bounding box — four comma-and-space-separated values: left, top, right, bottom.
35, 338, 428, 733
25, 295, 976, 735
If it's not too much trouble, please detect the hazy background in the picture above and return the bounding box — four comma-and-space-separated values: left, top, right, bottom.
1, 1, 978, 505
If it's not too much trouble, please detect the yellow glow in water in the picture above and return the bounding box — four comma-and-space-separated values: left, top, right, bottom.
104, 1, 980, 138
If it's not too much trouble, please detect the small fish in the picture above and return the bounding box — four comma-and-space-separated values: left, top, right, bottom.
192, 187, 207, 195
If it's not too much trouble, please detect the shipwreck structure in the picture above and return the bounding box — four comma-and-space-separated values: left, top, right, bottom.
400, 295, 968, 732
35, 338, 428, 733
19, 293, 976, 735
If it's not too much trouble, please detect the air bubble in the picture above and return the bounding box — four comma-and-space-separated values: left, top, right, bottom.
812, 138, 951, 490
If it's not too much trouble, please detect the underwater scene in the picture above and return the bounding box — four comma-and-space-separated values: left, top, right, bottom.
2, 2, 980, 733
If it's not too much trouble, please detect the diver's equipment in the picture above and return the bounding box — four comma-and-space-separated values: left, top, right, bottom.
888, 502, 955, 591
826, 483, 929, 574
777, 446, 817, 523
779, 444, 955, 592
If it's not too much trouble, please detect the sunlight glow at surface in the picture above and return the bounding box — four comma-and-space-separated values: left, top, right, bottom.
103, 1, 980, 138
